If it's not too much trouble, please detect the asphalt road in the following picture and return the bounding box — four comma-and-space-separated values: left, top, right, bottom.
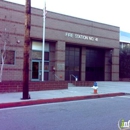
0, 96, 130, 130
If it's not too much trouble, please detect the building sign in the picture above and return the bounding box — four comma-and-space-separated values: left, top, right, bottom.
65, 32, 98, 41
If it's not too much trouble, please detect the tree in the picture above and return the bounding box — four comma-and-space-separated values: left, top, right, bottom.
0, 14, 18, 82
0, 28, 10, 82
22, 0, 31, 99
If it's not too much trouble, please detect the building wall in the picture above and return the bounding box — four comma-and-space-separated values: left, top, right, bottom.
0, 1, 25, 81
0, 1, 120, 81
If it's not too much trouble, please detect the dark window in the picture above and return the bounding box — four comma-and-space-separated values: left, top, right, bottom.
119, 42, 130, 78
65, 46, 81, 81
45, 52, 49, 61
44, 62, 49, 71
0, 50, 15, 65
86, 48, 105, 81
32, 51, 49, 61
44, 72, 49, 81
32, 51, 42, 59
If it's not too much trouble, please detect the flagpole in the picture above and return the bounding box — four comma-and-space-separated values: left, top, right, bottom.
42, 0, 46, 81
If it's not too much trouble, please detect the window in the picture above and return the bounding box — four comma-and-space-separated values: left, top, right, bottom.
0, 50, 15, 65
65, 46, 81, 81
119, 42, 130, 78
86, 48, 105, 81
44, 62, 49, 71
45, 52, 49, 61
44, 72, 49, 80
32, 51, 42, 59
32, 51, 49, 60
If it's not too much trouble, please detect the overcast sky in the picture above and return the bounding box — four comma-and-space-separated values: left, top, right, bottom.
4, 0, 130, 32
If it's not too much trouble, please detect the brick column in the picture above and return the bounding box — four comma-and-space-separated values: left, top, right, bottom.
104, 49, 119, 81
81, 47, 86, 81
55, 41, 65, 80
111, 48, 119, 81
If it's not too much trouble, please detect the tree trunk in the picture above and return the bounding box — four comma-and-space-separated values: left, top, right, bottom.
22, 0, 31, 99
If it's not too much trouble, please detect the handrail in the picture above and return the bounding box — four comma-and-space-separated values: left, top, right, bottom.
54, 74, 60, 80
70, 74, 78, 82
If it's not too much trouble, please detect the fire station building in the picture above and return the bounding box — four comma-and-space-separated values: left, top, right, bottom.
0, 1, 122, 92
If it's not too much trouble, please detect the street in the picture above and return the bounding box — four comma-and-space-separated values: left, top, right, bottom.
0, 96, 130, 130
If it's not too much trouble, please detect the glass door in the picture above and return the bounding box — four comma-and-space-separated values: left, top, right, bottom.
32, 60, 41, 81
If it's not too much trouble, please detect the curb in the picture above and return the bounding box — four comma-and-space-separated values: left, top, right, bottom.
0, 92, 125, 109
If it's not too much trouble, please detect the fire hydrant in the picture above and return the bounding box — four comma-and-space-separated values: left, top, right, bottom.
92, 82, 98, 94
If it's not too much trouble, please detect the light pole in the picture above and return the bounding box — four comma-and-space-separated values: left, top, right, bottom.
41, 0, 46, 81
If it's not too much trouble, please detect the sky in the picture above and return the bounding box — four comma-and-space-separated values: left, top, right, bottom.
4, 0, 130, 32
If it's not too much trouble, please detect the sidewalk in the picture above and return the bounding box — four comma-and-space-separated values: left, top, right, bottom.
0, 81, 129, 109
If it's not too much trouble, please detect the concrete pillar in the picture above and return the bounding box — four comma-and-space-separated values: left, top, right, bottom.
55, 41, 65, 80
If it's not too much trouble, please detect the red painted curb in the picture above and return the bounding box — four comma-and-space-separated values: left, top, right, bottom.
0, 92, 125, 109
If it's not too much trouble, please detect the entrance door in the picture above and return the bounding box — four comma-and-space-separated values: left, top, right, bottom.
86, 49, 105, 81
32, 60, 41, 81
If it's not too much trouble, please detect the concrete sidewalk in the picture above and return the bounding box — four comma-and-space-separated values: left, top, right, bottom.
0, 81, 129, 109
